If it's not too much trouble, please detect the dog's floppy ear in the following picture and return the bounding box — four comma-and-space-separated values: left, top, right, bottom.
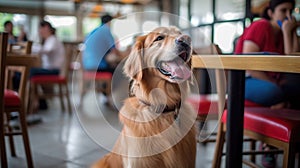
124, 35, 147, 81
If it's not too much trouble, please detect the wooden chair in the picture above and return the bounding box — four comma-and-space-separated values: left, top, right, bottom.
29, 44, 72, 114
187, 44, 226, 144
1, 32, 34, 168
8, 41, 33, 54
212, 70, 300, 167
63, 41, 82, 81
78, 52, 112, 107
1, 32, 8, 168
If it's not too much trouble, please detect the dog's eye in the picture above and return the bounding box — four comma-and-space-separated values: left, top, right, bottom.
154, 35, 165, 42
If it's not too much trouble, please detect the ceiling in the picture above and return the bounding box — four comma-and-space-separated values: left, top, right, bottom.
0, 0, 154, 16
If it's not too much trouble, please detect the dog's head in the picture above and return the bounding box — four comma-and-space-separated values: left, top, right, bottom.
124, 26, 192, 84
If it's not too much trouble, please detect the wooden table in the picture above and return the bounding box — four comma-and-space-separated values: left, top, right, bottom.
192, 54, 300, 168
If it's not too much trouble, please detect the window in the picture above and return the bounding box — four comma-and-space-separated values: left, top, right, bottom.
45, 15, 77, 41
214, 22, 243, 53
190, 0, 246, 54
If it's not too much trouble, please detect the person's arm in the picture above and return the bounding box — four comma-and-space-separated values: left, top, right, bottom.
243, 40, 276, 82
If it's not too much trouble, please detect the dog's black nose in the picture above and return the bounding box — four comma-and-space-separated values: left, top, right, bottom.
175, 35, 191, 48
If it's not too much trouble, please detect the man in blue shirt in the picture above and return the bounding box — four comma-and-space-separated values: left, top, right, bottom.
83, 14, 127, 73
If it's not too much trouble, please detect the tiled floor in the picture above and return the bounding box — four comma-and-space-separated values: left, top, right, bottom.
3, 76, 294, 168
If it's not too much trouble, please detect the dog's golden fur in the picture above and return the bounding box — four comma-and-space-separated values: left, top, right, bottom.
92, 26, 197, 168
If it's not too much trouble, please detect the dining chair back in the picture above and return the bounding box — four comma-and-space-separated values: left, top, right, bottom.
8, 41, 33, 54
0, 32, 8, 168
187, 44, 226, 144
1, 32, 34, 168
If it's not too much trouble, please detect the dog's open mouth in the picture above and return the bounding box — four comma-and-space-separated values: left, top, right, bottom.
157, 52, 191, 82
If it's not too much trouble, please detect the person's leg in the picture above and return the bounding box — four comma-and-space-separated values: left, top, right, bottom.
245, 77, 285, 107
280, 73, 300, 110
30, 68, 59, 77
245, 77, 284, 167
30, 68, 60, 110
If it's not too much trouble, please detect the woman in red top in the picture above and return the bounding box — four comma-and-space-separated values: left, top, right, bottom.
235, 0, 300, 109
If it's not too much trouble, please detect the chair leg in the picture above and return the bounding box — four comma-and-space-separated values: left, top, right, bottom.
212, 123, 225, 168
250, 139, 256, 163
58, 84, 65, 111
0, 112, 8, 168
4, 113, 16, 157
105, 80, 111, 97
79, 80, 87, 107
7, 126, 16, 157
283, 144, 296, 168
64, 84, 72, 114
19, 108, 34, 168
29, 83, 39, 115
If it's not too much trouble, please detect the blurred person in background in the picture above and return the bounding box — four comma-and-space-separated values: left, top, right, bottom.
83, 14, 130, 73
30, 20, 65, 77
82, 14, 130, 105
17, 25, 28, 42
4, 20, 18, 44
32, 20, 65, 109
13, 20, 65, 110
235, 0, 300, 110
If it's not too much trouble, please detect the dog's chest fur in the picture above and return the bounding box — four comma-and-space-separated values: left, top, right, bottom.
117, 95, 197, 168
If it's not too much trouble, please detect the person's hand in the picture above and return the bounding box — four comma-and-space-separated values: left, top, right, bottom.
282, 16, 300, 33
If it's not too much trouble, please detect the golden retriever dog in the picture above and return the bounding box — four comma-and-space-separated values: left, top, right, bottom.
92, 26, 197, 168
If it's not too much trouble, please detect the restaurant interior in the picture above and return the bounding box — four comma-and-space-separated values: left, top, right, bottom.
1, 0, 300, 167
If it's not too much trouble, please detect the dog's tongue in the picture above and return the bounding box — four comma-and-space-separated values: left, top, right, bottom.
166, 58, 191, 80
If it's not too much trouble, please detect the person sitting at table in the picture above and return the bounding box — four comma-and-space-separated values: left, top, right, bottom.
235, 0, 300, 109
234, 0, 300, 167
32, 20, 65, 109
30, 20, 65, 77
82, 14, 130, 105
4, 20, 18, 44
13, 21, 65, 109
83, 14, 129, 73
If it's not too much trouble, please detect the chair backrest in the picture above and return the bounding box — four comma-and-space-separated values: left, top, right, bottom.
60, 43, 75, 79
0, 32, 8, 108
0, 32, 8, 168
8, 41, 33, 54
192, 44, 226, 117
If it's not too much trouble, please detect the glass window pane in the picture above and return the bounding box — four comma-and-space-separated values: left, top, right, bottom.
45, 15, 77, 41
216, 0, 245, 21
184, 26, 212, 49
214, 22, 243, 53
190, 0, 213, 25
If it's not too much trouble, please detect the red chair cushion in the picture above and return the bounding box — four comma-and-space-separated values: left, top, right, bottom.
31, 75, 67, 84
222, 107, 300, 142
244, 100, 263, 107
4, 89, 21, 107
83, 71, 112, 80
187, 94, 219, 116
187, 95, 262, 116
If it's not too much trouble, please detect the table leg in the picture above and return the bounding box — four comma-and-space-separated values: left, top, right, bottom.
226, 70, 245, 168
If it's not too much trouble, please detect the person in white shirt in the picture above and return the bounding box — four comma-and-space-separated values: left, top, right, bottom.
29, 21, 65, 110
30, 20, 65, 76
